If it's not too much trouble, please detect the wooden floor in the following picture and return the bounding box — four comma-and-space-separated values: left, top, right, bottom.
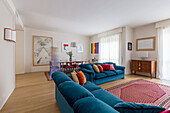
1, 72, 170, 113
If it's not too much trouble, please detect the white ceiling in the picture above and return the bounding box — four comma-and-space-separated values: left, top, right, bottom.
12, 0, 170, 36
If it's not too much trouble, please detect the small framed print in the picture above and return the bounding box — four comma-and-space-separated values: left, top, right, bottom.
4, 28, 16, 43
128, 42, 132, 51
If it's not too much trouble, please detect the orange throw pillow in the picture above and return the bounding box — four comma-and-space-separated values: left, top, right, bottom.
77, 71, 86, 86
98, 65, 103, 72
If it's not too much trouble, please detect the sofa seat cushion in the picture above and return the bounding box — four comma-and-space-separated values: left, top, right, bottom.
58, 81, 94, 107
52, 72, 72, 87
84, 81, 101, 92
114, 70, 124, 74
73, 97, 119, 113
91, 89, 124, 108
103, 71, 116, 76
114, 102, 165, 113
95, 73, 108, 79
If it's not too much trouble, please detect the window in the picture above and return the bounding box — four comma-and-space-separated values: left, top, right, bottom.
158, 26, 170, 80
99, 33, 121, 64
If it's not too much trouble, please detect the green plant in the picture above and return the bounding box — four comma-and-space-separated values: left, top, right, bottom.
66, 51, 73, 57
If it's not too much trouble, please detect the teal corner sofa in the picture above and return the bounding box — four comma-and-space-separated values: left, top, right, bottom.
79, 62, 125, 84
52, 72, 123, 113
52, 72, 165, 113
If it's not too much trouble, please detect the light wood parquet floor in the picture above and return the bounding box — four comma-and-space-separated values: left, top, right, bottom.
0, 72, 170, 113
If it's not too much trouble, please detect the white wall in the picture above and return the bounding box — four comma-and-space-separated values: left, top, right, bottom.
123, 27, 133, 74
132, 23, 157, 60
0, 0, 15, 110
15, 30, 24, 74
24, 27, 90, 73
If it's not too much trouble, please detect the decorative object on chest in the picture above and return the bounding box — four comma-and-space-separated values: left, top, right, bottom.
131, 60, 156, 79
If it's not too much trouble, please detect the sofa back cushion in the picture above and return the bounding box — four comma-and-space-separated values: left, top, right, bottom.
84, 81, 101, 92
94, 63, 103, 66
58, 81, 94, 107
79, 64, 94, 71
52, 72, 72, 87
73, 97, 119, 113
91, 89, 124, 108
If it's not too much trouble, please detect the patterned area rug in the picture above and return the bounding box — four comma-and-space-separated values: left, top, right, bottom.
106, 79, 170, 109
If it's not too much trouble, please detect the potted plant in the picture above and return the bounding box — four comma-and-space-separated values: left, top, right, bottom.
66, 51, 73, 61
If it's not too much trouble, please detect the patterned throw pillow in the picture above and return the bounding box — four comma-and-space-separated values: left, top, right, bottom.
98, 65, 103, 72
77, 71, 86, 86
93, 64, 100, 73
70, 71, 79, 84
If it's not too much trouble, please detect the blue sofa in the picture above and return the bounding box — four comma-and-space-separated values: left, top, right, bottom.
52, 72, 166, 113
52, 72, 124, 113
79, 62, 125, 84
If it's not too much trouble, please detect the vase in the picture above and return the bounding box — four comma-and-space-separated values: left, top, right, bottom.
69, 56, 72, 61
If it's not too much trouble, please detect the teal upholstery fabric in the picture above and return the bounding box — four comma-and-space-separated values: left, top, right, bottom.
73, 97, 119, 113
95, 74, 125, 85
116, 66, 125, 70
79, 64, 94, 71
114, 70, 124, 74
91, 89, 124, 108
95, 72, 108, 79
83, 81, 101, 92
103, 71, 117, 76
58, 81, 94, 107
56, 88, 74, 113
52, 72, 72, 87
114, 102, 165, 113
94, 63, 103, 66
79, 68, 95, 82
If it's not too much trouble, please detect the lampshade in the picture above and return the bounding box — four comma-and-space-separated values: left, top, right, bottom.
138, 51, 148, 58
71, 42, 76, 47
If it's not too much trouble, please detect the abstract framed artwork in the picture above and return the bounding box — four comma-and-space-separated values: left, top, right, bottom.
61, 42, 70, 52
33, 35, 53, 66
77, 43, 83, 53
91, 42, 99, 54
4, 28, 16, 43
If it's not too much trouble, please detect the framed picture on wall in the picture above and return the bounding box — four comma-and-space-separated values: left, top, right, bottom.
91, 42, 99, 54
77, 43, 83, 53
128, 42, 132, 51
61, 42, 70, 52
4, 28, 16, 43
32, 35, 53, 66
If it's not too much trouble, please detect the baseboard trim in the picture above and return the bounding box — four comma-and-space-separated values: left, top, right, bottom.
0, 87, 14, 111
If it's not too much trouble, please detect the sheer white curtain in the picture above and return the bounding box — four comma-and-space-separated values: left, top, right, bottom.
99, 33, 121, 64
157, 26, 170, 80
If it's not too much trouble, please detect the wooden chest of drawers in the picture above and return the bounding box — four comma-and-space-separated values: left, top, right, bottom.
131, 60, 156, 78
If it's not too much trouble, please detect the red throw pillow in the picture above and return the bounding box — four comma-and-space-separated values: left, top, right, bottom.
110, 64, 115, 70
102, 64, 110, 71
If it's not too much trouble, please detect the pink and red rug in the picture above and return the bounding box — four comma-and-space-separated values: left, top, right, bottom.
106, 79, 170, 109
